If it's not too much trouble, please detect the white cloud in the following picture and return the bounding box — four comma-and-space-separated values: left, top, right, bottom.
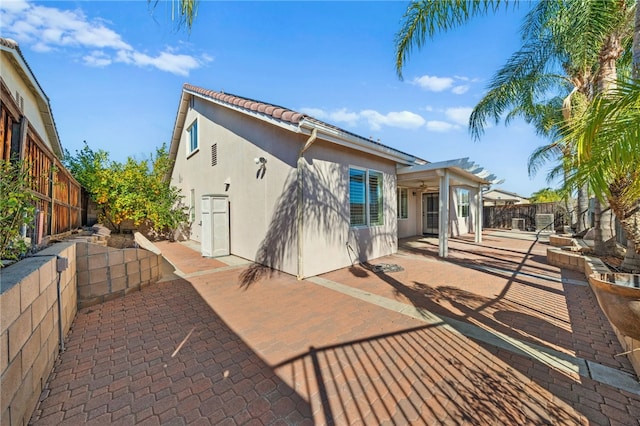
361, 110, 425, 131
0, 0, 209, 76
412, 75, 454, 92
445, 107, 473, 126
299, 107, 425, 131
299, 107, 359, 126
116, 50, 205, 77
329, 108, 360, 126
451, 85, 470, 94
299, 107, 327, 118
411, 74, 479, 94
83, 50, 111, 67
0, 0, 29, 13
425, 121, 460, 132
454, 75, 481, 83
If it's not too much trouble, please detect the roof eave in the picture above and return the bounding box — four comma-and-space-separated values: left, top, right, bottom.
299, 120, 421, 166
1, 42, 63, 158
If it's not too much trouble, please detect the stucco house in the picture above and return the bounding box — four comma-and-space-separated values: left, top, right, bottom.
0, 37, 81, 241
168, 84, 500, 279
483, 188, 530, 206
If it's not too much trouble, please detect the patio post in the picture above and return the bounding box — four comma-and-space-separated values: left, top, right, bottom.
438, 169, 449, 257
475, 184, 483, 243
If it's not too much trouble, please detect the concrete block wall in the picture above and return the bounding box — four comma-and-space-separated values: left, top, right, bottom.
76, 242, 161, 309
616, 332, 640, 377
548, 243, 640, 378
0, 242, 77, 426
546, 247, 585, 273
549, 234, 576, 247
582, 255, 640, 378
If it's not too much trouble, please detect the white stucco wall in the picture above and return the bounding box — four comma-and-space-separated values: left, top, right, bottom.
300, 141, 399, 277
171, 97, 303, 275
0, 54, 50, 149
397, 188, 419, 238
171, 95, 407, 277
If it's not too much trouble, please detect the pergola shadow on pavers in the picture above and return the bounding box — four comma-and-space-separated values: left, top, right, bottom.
31, 233, 640, 425
393, 232, 631, 372
317, 230, 640, 424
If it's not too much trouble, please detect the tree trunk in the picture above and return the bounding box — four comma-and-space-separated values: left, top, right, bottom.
593, 198, 617, 255
592, 33, 624, 253
611, 1, 640, 267
611, 190, 640, 271
622, 239, 640, 272
576, 183, 590, 233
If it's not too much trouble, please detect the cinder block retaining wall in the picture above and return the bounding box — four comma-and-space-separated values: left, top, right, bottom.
547, 239, 640, 378
1, 238, 163, 425
547, 247, 585, 272
0, 242, 77, 426
75, 242, 162, 309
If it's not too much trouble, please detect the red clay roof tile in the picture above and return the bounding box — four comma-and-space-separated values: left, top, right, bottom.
183, 83, 306, 124
181, 83, 420, 162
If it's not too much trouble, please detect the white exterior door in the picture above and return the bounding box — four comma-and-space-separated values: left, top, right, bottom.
201, 195, 230, 257
422, 193, 439, 234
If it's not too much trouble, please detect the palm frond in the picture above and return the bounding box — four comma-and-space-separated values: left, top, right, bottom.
394, 0, 511, 79
563, 78, 640, 204
527, 143, 563, 178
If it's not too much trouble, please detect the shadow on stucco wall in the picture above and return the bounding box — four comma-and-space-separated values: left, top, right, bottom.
239, 159, 396, 288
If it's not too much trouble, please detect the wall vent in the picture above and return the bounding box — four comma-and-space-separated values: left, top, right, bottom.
211, 143, 217, 166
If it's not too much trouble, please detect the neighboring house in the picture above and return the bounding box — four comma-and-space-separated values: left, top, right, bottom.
0, 37, 82, 242
168, 84, 500, 278
483, 188, 530, 206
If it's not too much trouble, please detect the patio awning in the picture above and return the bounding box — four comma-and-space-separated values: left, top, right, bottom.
397, 158, 502, 257
397, 157, 503, 189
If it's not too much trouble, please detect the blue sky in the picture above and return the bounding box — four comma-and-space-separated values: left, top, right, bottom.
1, 0, 559, 197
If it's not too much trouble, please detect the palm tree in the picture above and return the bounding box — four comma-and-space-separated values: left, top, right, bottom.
395, 0, 635, 256
560, 1, 640, 271
462, 1, 594, 233
148, 0, 198, 31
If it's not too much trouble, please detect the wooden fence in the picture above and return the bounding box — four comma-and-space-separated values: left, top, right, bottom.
25, 131, 82, 239
1, 96, 82, 243
483, 202, 568, 231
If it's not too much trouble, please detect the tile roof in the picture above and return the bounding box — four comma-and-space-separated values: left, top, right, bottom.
183, 84, 306, 124
0, 38, 19, 49
182, 83, 423, 163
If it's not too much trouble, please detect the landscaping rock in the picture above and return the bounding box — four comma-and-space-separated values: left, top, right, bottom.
92, 224, 111, 237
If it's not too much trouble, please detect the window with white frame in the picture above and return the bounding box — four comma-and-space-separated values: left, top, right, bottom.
397, 188, 408, 219
457, 188, 470, 218
349, 168, 384, 227
187, 119, 198, 155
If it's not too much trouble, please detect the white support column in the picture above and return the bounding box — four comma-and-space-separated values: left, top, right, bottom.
475, 184, 483, 243
438, 170, 450, 257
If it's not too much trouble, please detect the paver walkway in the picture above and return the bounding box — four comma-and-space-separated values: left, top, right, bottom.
29, 231, 640, 425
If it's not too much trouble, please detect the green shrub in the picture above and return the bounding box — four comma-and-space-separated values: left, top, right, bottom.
0, 159, 35, 264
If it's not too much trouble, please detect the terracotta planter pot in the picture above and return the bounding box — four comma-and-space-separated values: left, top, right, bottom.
588, 273, 640, 340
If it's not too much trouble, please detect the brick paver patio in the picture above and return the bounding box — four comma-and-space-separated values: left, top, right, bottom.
29, 231, 640, 425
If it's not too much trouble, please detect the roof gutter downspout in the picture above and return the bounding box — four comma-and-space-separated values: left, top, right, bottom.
297, 128, 318, 280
